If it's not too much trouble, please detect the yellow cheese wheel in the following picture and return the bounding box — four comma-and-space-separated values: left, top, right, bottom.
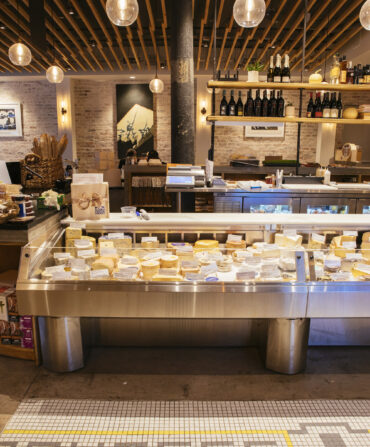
141, 260, 160, 280
343, 108, 358, 119
160, 255, 179, 269
194, 240, 219, 252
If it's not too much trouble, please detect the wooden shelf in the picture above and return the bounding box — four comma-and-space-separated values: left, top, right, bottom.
0, 344, 35, 361
207, 115, 370, 125
208, 81, 370, 92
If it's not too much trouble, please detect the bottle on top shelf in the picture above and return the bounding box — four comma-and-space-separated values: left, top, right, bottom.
228, 90, 236, 116
273, 54, 282, 82
307, 92, 314, 118
340, 55, 347, 84
330, 53, 340, 84
220, 90, 228, 116
314, 93, 322, 118
277, 90, 285, 117
267, 56, 274, 83
254, 89, 262, 116
244, 89, 254, 116
281, 54, 290, 83
346, 61, 354, 84
236, 91, 244, 116
262, 90, 269, 117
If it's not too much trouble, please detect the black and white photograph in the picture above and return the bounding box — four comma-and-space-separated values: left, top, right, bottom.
0, 104, 22, 137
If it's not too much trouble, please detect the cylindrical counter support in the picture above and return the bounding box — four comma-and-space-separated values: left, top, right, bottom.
266, 318, 310, 374
38, 316, 84, 372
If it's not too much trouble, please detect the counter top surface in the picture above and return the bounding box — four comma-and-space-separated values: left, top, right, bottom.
0, 209, 61, 231
166, 185, 370, 194
62, 212, 370, 230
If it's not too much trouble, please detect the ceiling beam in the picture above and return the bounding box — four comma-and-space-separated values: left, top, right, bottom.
217, 15, 234, 71
137, 16, 151, 70
145, 0, 160, 69
224, 27, 243, 71
205, 0, 225, 71
196, 0, 210, 71
161, 0, 170, 70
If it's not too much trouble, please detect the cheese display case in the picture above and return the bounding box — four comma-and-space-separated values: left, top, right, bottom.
16, 213, 370, 374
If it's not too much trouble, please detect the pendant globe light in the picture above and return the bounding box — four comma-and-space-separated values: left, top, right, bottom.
46, 6, 64, 84
106, 0, 139, 26
8, 0, 32, 66
360, 0, 370, 30
233, 0, 266, 28
149, 46, 164, 94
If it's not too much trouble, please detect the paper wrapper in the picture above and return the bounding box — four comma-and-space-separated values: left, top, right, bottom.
71, 182, 110, 220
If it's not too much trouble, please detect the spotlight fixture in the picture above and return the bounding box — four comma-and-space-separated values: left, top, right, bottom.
160, 63, 166, 70
233, 0, 266, 28
106, 0, 139, 26
0, 24, 6, 30
89, 40, 97, 47
360, 0, 370, 30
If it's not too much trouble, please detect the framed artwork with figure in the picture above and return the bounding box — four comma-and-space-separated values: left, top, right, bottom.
0, 104, 23, 137
116, 84, 153, 159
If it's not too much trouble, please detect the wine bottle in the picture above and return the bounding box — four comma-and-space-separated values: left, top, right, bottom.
358, 64, 365, 84
262, 90, 269, 117
267, 56, 274, 82
220, 90, 228, 116
236, 91, 244, 116
273, 54, 282, 82
281, 54, 290, 83
277, 90, 285, 117
336, 93, 343, 118
340, 55, 347, 84
322, 92, 331, 118
330, 92, 338, 118
346, 61, 354, 84
269, 90, 277, 117
228, 90, 236, 116
314, 93, 322, 118
254, 89, 262, 116
307, 92, 314, 118
244, 89, 254, 116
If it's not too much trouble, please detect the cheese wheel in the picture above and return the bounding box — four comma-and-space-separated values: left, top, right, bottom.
167, 242, 190, 254
176, 248, 194, 261
141, 260, 160, 280
160, 255, 179, 269
361, 241, 370, 259
232, 250, 253, 263
194, 240, 219, 252
119, 255, 140, 266
217, 256, 233, 272
141, 240, 160, 249
92, 257, 115, 274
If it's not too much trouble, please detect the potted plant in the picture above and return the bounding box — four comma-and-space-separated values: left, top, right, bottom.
285, 101, 295, 117
247, 61, 264, 82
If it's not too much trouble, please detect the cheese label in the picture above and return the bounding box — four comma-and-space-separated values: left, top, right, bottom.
107, 233, 125, 239
79, 249, 95, 257
100, 248, 118, 256
236, 270, 256, 280
227, 234, 242, 242
181, 260, 199, 269
142, 237, 158, 242
54, 252, 71, 259
201, 263, 217, 275
52, 271, 72, 280
185, 273, 205, 281
345, 253, 363, 261
90, 269, 109, 278
283, 229, 297, 237
312, 233, 325, 244
45, 265, 66, 273
114, 269, 136, 280
74, 239, 91, 248
144, 251, 162, 260
176, 246, 193, 253
157, 269, 177, 277
343, 231, 358, 237
342, 241, 356, 249
70, 258, 86, 269
69, 222, 86, 229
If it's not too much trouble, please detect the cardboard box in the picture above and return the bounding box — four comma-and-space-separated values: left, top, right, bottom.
71, 182, 110, 220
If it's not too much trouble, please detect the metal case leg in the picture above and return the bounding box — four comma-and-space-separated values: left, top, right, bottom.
266, 318, 310, 374
38, 317, 84, 372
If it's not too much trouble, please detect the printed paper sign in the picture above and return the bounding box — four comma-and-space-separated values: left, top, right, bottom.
90, 269, 109, 278
312, 233, 325, 244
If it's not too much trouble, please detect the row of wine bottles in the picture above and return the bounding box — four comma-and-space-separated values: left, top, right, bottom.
267, 54, 290, 83
220, 89, 285, 117
307, 92, 343, 119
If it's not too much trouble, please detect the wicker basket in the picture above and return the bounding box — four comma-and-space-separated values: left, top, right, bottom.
21, 154, 64, 189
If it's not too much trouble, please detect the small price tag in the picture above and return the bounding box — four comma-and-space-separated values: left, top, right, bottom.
54, 252, 71, 259
90, 269, 109, 278
343, 231, 358, 237
201, 263, 217, 276
158, 268, 177, 277
70, 258, 87, 269
181, 260, 199, 269
176, 246, 193, 253
342, 241, 356, 249
100, 248, 118, 256
69, 222, 86, 229
345, 253, 362, 261
95, 206, 106, 215
312, 233, 325, 244
283, 229, 297, 237
107, 233, 125, 239
114, 269, 137, 280
52, 271, 72, 280
144, 251, 162, 260
236, 270, 256, 281
78, 249, 95, 257
142, 237, 158, 242
45, 265, 66, 273
227, 234, 242, 242
185, 273, 205, 281
74, 239, 91, 248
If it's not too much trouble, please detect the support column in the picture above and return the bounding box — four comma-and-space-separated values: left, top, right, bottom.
171, 0, 195, 164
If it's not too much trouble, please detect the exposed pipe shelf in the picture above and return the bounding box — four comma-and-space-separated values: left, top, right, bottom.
207, 81, 370, 92
207, 115, 370, 125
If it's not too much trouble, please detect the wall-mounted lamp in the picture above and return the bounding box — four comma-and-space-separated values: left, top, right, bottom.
61, 103, 67, 123
200, 100, 207, 124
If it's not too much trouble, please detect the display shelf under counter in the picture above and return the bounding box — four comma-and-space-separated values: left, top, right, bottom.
16, 213, 370, 374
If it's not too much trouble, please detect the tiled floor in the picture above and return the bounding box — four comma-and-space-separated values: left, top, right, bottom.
0, 400, 369, 447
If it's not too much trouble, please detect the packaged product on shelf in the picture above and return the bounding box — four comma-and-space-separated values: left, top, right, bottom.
71, 173, 110, 220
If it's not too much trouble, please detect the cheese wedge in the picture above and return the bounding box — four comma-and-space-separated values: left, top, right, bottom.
352, 263, 370, 278
275, 233, 303, 248
91, 257, 115, 274
66, 227, 82, 240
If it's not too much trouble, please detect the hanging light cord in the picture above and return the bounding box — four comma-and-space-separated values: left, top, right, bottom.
17, 0, 20, 41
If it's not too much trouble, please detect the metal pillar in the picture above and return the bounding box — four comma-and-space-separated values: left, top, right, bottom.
171, 0, 195, 164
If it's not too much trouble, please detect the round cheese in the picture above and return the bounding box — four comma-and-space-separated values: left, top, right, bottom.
160, 255, 179, 269
141, 260, 160, 280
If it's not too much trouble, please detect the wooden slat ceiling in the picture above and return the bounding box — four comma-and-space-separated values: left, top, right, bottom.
0, 0, 364, 75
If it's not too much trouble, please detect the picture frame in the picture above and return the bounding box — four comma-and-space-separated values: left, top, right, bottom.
0, 103, 23, 137
244, 123, 285, 138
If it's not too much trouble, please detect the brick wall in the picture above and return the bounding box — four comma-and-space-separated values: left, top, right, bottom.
0, 81, 58, 162
73, 79, 171, 172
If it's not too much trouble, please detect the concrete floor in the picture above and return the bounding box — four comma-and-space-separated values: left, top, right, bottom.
1, 346, 370, 432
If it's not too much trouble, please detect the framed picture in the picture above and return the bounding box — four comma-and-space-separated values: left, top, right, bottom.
116, 84, 153, 159
0, 104, 23, 137
245, 123, 285, 138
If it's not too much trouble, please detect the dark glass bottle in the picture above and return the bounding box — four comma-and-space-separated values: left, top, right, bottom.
269, 90, 277, 117
228, 90, 236, 116
254, 89, 262, 116
347, 61, 354, 84
358, 64, 364, 84
307, 92, 314, 118
236, 91, 244, 116
273, 54, 282, 82
330, 92, 338, 118
281, 54, 290, 83
262, 90, 269, 117
267, 56, 274, 83
314, 93, 322, 118
322, 92, 331, 118
277, 90, 285, 117
220, 90, 228, 116
244, 89, 254, 116
336, 93, 343, 118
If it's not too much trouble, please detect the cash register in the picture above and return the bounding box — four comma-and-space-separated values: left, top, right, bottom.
166, 165, 206, 189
